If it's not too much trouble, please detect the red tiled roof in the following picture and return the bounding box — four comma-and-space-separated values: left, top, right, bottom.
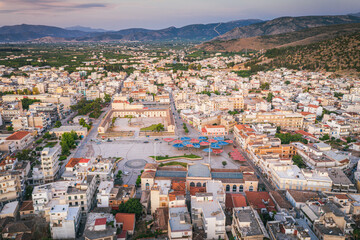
79, 158, 90, 163
245, 191, 275, 212
65, 158, 81, 168
115, 213, 135, 231
6, 131, 30, 141
95, 218, 106, 226
226, 193, 247, 209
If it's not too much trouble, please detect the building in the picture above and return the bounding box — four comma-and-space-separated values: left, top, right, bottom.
5, 131, 33, 150
49, 204, 81, 239
168, 207, 192, 240
49, 125, 88, 138
232, 206, 269, 240
96, 181, 114, 208
40, 146, 61, 183
201, 125, 228, 136
115, 213, 136, 235
191, 193, 226, 239
0, 172, 21, 204
84, 213, 116, 240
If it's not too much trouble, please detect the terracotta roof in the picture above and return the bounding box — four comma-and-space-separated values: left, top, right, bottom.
65, 158, 82, 168
141, 171, 155, 179
79, 158, 90, 163
6, 131, 30, 141
269, 191, 292, 210
287, 190, 320, 203
334, 194, 349, 200
94, 218, 106, 226
189, 186, 206, 196
144, 163, 158, 170
19, 201, 34, 212
245, 191, 276, 212
225, 193, 247, 209
115, 213, 135, 231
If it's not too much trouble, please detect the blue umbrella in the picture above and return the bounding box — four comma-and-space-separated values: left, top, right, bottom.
203, 148, 213, 153
217, 141, 229, 146
182, 141, 191, 145
214, 136, 224, 141
181, 137, 191, 141
173, 143, 185, 148
211, 143, 221, 149
193, 143, 200, 148
198, 136, 207, 140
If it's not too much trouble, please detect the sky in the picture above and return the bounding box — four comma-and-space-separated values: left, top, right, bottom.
0, 0, 359, 30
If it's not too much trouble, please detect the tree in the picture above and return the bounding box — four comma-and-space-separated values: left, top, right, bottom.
104, 93, 111, 103
60, 131, 78, 155
292, 154, 306, 168
54, 121, 62, 128
32, 87, 40, 95
21, 98, 40, 110
129, 97, 134, 103
117, 198, 143, 220
266, 92, 274, 102
260, 82, 270, 90
116, 170, 122, 179
153, 123, 165, 132
7, 125, 13, 131
285, 80, 290, 85
222, 161, 227, 168
43, 132, 51, 139
319, 134, 330, 141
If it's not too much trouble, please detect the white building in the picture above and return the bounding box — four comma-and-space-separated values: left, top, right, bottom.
49, 204, 81, 239
191, 193, 226, 240
96, 181, 114, 208
168, 207, 192, 240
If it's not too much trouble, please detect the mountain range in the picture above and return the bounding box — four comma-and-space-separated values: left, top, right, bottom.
0, 14, 360, 44
0, 19, 263, 42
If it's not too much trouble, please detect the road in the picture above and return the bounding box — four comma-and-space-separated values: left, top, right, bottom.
58, 105, 111, 176
169, 91, 200, 137
237, 148, 275, 191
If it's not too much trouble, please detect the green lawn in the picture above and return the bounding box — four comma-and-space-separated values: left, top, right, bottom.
159, 161, 187, 168
150, 154, 201, 161
140, 124, 158, 131
44, 141, 58, 148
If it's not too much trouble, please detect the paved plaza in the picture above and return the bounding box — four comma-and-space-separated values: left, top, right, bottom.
79, 138, 239, 185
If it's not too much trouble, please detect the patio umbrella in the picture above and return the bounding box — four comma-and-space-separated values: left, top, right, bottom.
225, 140, 233, 144
193, 143, 200, 148
217, 141, 229, 146
173, 140, 183, 144
213, 149, 223, 154
181, 137, 191, 141
211, 143, 221, 149
186, 144, 194, 148
214, 136, 224, 141
182, 141, 191, 145
208, 139, 217, 143
198, 136, 207, 140
173, 143, 184, 148
164, 138, 174, 142
203, 148, 213, 153
200, 141, 210, 146
190, 138, 199, 143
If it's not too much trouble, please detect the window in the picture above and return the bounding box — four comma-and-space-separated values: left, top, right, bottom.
81, 201, 84, 205
203, 183, 206, 187
145, 183, 150, 190
80, 195, 83, 199
75, 196, 78, 200
239, 185, 243, 192
68, 196, 71, 200
190, 182, 195, 187
249, 186, 254, 192
233, 185, 237, 192
226, 185, 230, 192
196, 182, 202, 187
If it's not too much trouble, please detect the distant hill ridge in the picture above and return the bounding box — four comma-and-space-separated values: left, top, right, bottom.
0, 19, 263, 42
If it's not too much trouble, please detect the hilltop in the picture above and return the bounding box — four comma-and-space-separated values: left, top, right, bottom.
198, 23, 360, 51
213, 15, 360, 41
262, 33, 360, 72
